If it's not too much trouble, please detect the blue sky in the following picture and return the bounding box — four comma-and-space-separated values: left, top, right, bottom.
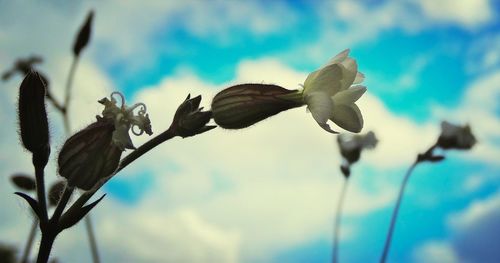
1, 1, 500, 262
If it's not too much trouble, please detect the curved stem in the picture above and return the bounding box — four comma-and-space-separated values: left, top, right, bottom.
379, 162, 418, 263
21, 218, 38, 263
85, 215, 101, 263
332, 178, 349, 263
51, 185, 74, 223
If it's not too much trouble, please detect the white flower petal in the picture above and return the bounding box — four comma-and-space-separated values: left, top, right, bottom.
354, 72, 365, 84
330, 103, 364, 133
303, 64, 343, 95
339, 61, 358, 90
327, 49, 350, 65
305, 92, 338, 133
332, 86, 367, 105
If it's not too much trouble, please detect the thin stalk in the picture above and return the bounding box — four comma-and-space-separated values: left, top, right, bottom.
21, 219, 38, 263
85, 216, 100, 263
379, 162, 418, 263
51, 185, 74, 223
332, 178, 349, 263
63, 56, 79, 132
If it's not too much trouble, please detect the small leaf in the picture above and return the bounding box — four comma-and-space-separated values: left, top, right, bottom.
48, 180, 66, 207
10, 174, 36, 191
14, 192, 41, 219
59, 194, 105, 230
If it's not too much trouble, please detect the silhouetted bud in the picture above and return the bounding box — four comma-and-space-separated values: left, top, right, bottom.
58, 118, 122, 191
436, 121, 476, 150
337, 131, 377, 165
211, 84, 303, 129
171, 94, 216, 138
10, 173, 36, 191
73, 10, 94, 57
18, 71, 50, 167
48, 180, 66, 207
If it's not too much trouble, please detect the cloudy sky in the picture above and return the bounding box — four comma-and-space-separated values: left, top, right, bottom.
1, 0, 499, 262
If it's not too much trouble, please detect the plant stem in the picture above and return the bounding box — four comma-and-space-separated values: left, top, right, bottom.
379, 162, 418, 263
332, 178, 349, 263
21, 218, 38, 263
51, 185, 74, 223
35, 166, 48, 223
63, 56, 79, 132
85, 215, 101, 263
36, 232, 56, 263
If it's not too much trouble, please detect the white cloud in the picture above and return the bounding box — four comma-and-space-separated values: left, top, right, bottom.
416, 0, 494, 28
413, 240, 459, 263
449, 190, 500, 230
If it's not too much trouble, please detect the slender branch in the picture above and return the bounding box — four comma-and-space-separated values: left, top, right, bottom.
21, 218, 38, 263
85, 216, 101, 263
379, 161, 418, 263
51, 185, 74, 223
332, 178, 349, 263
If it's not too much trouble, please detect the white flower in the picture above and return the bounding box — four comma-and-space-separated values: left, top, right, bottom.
98, 92, 152, 150
437, 121, 476, 150
302, 49, 366, 133
338, 131, 377, 152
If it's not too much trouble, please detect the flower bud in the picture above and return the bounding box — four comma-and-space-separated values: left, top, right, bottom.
171, 94, 216, 138
337, 131, 377, 165
48, 180, 66, 207
18, 71, 50, 167
211, 84, 303, 129
436, 121, 476, 150
73, 10, 94, 57
58, 118, 122, 191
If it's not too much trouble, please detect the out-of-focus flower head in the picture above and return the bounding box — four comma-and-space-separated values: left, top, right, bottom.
98, 91, 152, 150
302, 49, 366, 134
436, 121, 476, 150
337, 131, 377, 177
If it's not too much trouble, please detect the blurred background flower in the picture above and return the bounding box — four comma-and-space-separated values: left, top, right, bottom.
0, 1, 499, 262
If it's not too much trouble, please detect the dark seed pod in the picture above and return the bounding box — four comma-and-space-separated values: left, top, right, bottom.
10, 173, 36, 191
211, 84, 303, 129
58, 118, 122, 191
48, 180, 67, 207
73, 10, 94, 57
18, 71, 50, 167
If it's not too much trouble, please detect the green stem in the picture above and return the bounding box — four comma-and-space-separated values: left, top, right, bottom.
85, 215, 101, 263
36, 232, 56, 263
379, 162, 418, 263
51, 185, 74, 223
332, 177, 349, 263
63, 56, 79, 133
21, 218, 38, 263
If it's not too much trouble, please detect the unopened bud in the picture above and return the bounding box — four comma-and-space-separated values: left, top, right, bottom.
48, 180, 66, 207
73, 10, 94, 57
211, 84, 303, 129
18, 71, 50, 167
58, 118, 122, 191
171, 94, 216, 138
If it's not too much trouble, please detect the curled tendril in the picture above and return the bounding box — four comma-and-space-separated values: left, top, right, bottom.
128, 102, 147, 116
131, 125, 144, 136
110, 91, 125, 108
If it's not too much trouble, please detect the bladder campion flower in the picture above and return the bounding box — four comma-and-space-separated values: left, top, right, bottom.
58, 92, 152, 190
436, 121, 476, 150
337, 131, 377, 177
211, 49, 366, 133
